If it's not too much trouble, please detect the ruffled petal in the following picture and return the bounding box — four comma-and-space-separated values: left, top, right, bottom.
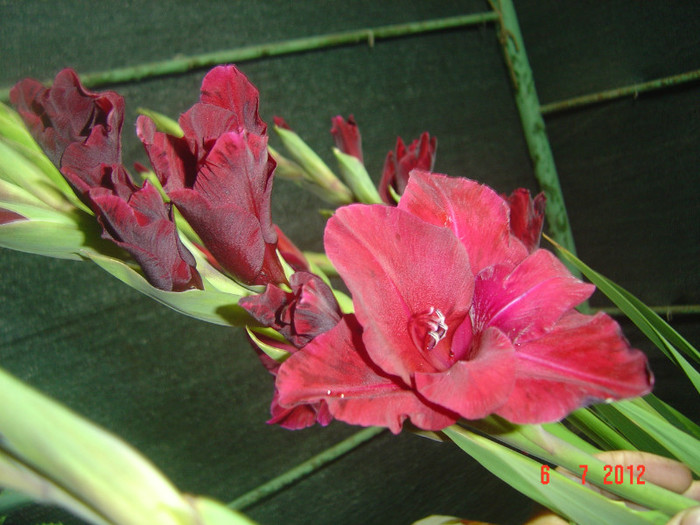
169, 131, 284, 284
496, 312, 653, 423
267, 390, 332, 430
276, 317, 457, 434
399, 171, 528, 275
136, 115, 195, 192
10, 68, 124, 167
240, 271, 341, 348
414, 326, 516, 420
91, 181, 201, 291
472, 250, 594, 344
325, 204, 473, 383
198, 64, 266, 135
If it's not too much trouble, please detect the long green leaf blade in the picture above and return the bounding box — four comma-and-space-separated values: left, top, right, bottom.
443, 426, 666, 525
545, 234, 700, 390
82, 250, 252, 327
613, 400, 700, 476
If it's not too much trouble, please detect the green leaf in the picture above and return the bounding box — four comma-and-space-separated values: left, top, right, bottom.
332, 148, 382, 204
82, 249, 252, 327
246, 328, 290, 363
0, 218, 89, 261
606, 280, 700, 366
0, 366, 193, 525
593, 404, 673, 459
0, 366, 259, 525
643, 394, 700, 440
137, 108, 184, 138
0, 176, 55, 209
541, 421, 600, 454
544, 234, 700, 392
0, 102, 44, 153
274, 125, 353, 206
0, 103, 88, 213
612, 399, 700, 476
567, 408, 636, 451
442, 425, 666, 525
189, 498, 258, 525
468, 419, 697, 516
0, 140, 74, 212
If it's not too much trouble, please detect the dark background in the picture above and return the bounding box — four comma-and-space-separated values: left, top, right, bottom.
1, 2, 698, 524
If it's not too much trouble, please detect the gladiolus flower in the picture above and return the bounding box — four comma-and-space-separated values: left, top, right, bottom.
240, 271, 341, 349
10, 69, 201, 291
10, 69, 123, 169
138, 65, 285, 285
274, 172, 652, 433
241, 271, 341, 430
378, 132, 437, 204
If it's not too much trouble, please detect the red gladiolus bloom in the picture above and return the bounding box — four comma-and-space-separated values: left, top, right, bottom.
10, 69, 123, 168
378, 132, 437, 204
10, 69, 201, 292
240, 271, 342, 349
275, 172, 652, 433
330, 115, 363, 162
138, 65, 284, 285
242, 271, 342, 430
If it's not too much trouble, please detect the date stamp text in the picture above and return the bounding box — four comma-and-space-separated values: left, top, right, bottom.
540, 464, 646, 485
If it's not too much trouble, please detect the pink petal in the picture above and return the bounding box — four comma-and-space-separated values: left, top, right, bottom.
267, 390, 332, 430
276, 316, 457, 434
325, 204, 473, 383
414, 326, 516, 420
472, 250, 595, 344
496, 312, 653, 423
399, 171, 528, 275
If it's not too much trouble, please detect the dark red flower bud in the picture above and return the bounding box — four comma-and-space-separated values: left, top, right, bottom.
10, 69, 201, 291
506, 189, 546, 253
138, 65, 285, 285
240, 271, 341, 348
379, 132, 437, 204
330, 115, 363, 163
10, 69, 124, 168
